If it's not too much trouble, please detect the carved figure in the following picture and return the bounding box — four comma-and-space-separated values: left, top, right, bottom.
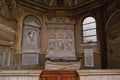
66, 40, 72, 50
57, 40, 64, 50
49, 41, 55, 50
49, 29, 55, 39
28, 31, 35, 41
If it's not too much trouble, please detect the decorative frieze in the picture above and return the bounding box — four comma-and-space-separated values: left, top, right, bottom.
46, 11, 75, 24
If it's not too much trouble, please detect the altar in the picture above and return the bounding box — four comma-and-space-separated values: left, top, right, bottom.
40, 70, 79, 80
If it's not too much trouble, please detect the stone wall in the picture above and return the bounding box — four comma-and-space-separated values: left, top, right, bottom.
0, 0, 119, 70
0, 0, 17, 69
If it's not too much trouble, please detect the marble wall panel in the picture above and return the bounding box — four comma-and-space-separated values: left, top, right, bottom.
0, 49, 12, 67
22, 53, 39, 65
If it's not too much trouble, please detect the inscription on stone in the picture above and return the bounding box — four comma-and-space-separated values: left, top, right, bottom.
22, 54, 39, 65
84, 49, 94, 67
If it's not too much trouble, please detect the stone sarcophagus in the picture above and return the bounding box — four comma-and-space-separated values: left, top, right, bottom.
45, 24, 80, 70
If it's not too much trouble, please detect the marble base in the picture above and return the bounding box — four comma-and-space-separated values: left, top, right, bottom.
0, 70, 120, 80
45, 60, 80, 70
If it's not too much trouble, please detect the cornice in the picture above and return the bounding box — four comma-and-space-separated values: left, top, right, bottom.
16, 0, 48, 12
73, 0, 105, 15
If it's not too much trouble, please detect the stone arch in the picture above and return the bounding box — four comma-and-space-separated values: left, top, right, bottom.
105, 10, 120, 29
23, 15, 41, 26
106, 10, 120, 68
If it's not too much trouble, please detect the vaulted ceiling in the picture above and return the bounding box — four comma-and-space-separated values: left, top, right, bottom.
16, 0, 105, 14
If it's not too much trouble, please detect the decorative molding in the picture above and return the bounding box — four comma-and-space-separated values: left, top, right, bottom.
0, 70, 120, 75
0, 24, 16, 34
0, 24, 16, 42
46, 15, 75, 24
45, 60, 80, 70
24, 21, 41, 28
0, 40, 13, 46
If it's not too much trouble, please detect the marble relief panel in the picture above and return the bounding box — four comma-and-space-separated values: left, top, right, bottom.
46, 25, 76, 60
22, 26, 40, 53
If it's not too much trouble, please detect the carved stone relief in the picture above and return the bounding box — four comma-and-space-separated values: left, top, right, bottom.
22, 22, 40, 53
46, 15, 75, 24
46, 24, 76, 60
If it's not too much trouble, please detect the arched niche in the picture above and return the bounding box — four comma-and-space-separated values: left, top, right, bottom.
22, 15, 41, 53
106, 10, 120, 68
106, 10, 120, 41
21, 15, 41, 65
22, 15, 41, 65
